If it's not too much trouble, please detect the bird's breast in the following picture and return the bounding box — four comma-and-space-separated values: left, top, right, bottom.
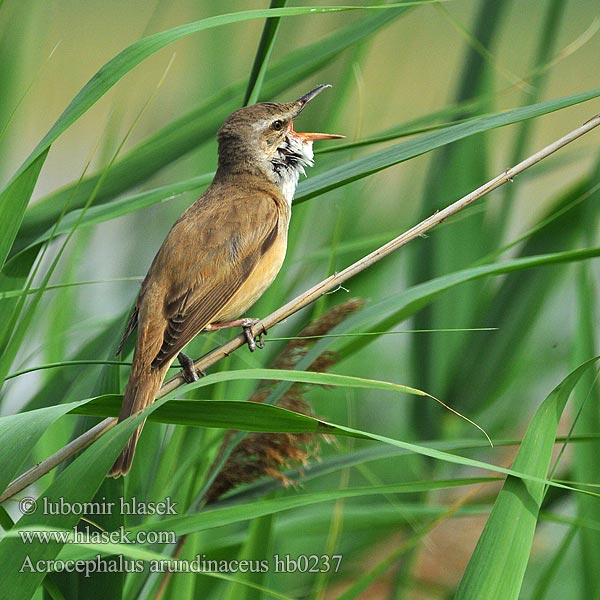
278, 170, 300, 206
213, 219, 288, 323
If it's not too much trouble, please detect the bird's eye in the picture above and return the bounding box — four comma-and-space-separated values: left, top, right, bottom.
272, 119, 284, 131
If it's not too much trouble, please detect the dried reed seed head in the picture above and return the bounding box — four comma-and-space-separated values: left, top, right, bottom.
205, 298, 365, 503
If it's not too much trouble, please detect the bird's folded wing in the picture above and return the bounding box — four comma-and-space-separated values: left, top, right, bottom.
149, 191, 282, 368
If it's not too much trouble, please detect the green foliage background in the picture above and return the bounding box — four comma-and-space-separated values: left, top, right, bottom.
1, 1, 600, 598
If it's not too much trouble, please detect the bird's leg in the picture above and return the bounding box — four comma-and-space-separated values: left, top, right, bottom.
204, 318, 266, 352
177, 352, 203, 383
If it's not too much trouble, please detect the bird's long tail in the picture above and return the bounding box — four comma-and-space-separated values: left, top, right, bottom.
108, 360, 170, 478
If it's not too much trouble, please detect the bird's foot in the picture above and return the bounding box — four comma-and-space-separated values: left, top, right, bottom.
205, 318, 266, 352
177, 352, 203, 383
240, 318, 266, 352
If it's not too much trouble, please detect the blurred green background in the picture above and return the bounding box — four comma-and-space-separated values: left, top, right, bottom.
1, 1, 600, 599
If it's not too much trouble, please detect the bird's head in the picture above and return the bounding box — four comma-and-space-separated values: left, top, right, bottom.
216, 85, 343, 198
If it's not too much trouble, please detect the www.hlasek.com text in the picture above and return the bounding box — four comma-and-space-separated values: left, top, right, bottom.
19, 526, 175, 546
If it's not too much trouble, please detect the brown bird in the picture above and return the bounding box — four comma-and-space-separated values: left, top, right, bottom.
109, 84, 343, 477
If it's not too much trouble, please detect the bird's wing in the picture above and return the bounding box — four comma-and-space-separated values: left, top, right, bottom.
116, 305, 139, 356
148, 188, 282, 369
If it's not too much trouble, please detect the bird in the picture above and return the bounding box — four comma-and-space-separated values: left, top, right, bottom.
108, 84, 343, 477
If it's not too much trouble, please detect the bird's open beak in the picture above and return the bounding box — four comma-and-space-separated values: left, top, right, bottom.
295, 84, 332, 108
290, 126, 345, 142
291, 84, 345, 142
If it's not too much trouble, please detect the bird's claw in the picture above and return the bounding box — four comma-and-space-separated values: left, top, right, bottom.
177, 352, 203, 383
256, 331, 265, 350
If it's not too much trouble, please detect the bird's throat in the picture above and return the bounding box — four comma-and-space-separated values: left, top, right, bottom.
270, 136, 314, 205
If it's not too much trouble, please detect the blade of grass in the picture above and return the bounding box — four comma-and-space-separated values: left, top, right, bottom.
529, 524, 578, 600
243, 0, 287, 106
455, 357, 600, 600
0, 400, 87, 497
571, 170, 600, 597
0, 149, 47, 269
223, 514, 274, 600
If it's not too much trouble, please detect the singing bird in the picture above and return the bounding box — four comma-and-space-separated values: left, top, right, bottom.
109, 85, 343, 477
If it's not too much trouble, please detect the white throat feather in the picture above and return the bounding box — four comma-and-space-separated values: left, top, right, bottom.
270, 135, 314, 205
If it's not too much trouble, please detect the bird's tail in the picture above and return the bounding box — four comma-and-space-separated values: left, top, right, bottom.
108, 362, 169, 478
